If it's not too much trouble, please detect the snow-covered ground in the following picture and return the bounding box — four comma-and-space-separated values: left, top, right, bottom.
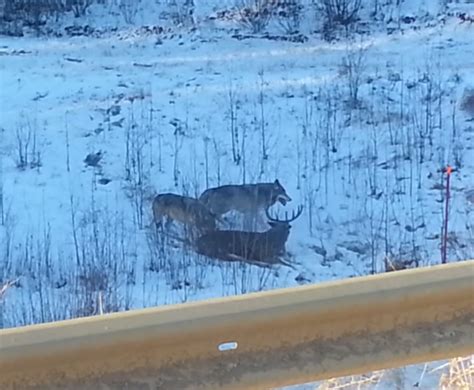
0, 0, 473, 386
1, 0, 473, 324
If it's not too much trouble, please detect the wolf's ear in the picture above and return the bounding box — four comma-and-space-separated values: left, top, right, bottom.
274, 179, 280, 185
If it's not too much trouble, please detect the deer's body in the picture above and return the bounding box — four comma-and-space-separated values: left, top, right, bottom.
196, 206, 303, 266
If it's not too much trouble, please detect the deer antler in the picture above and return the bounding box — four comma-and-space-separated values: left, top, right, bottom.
265, 205, 303, 223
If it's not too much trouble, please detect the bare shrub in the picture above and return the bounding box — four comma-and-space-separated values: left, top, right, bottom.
5, 0, 93, 27
227, 80, 241, 165
123, 99, 154, 229
318, 0, 361, 25
3, 0, 55, 32
73, 205, 135, 317
316, 0, 362, 40
273, 0, 303, 34
118, 0, 138, 24
340, 44, 367, 108
0, 197, 137, 327
15, 116, 42, 170
236, 0, 275, 33
66, 0, 94, 17
167, 0, 195, 27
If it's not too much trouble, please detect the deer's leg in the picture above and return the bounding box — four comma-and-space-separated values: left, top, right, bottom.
277, 256, 296, 269
227, 253, 246, 262
244, 258, 274, 268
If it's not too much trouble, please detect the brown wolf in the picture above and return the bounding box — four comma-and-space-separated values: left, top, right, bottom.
152, 193, 217, 235
199, 179, 291, 217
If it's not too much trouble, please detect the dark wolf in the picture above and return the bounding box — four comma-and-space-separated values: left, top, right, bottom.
199, 179, 291, 217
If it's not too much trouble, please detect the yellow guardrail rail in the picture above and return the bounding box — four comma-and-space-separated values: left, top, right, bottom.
1, 261, 473, 389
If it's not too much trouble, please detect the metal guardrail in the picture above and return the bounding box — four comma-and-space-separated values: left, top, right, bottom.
0, 261, 473, 389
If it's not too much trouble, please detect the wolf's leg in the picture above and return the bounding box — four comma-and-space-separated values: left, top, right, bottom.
152, 217, 167, 257
155, 216, 164, 232
182, 223, 197, 246
164, 217, 173, 231
227, 253, 249, 263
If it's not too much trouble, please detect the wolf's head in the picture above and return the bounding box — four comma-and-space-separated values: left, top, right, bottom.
272, 179, 292, 206
195, 206, 218, 233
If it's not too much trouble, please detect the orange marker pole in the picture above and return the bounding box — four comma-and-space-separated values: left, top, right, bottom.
441, 166, 453, 264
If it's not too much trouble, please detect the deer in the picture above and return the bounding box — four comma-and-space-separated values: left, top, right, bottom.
195, 205, 303, 267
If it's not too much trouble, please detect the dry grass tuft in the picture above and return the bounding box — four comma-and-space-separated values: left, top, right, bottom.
316, 371, 384, 389
313, 356, 473, 390
438, 356, 474, 390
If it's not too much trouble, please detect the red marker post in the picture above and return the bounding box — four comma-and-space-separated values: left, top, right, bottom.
441, 165, 453, 264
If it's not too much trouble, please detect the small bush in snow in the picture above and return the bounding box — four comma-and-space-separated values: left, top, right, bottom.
66, 0, 94, 17
316, 0, 362, 40
340, 45, 367, 108
167, 0, 196, 27
1, 0, 97, 34
273, 0, 303, 34
15, 118, 42, 170
118, 0, 138, 24
2, 0, 56, 31
236, 0, 275, 33
318, 0, 361, 25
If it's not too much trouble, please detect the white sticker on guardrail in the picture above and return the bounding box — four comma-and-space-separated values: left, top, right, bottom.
218, 341, 238, 352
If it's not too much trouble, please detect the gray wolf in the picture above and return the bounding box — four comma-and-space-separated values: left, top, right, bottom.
199, 179, 291, 217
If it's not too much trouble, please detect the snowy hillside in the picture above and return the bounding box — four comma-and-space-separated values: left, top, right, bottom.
1, 0, 473, 339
